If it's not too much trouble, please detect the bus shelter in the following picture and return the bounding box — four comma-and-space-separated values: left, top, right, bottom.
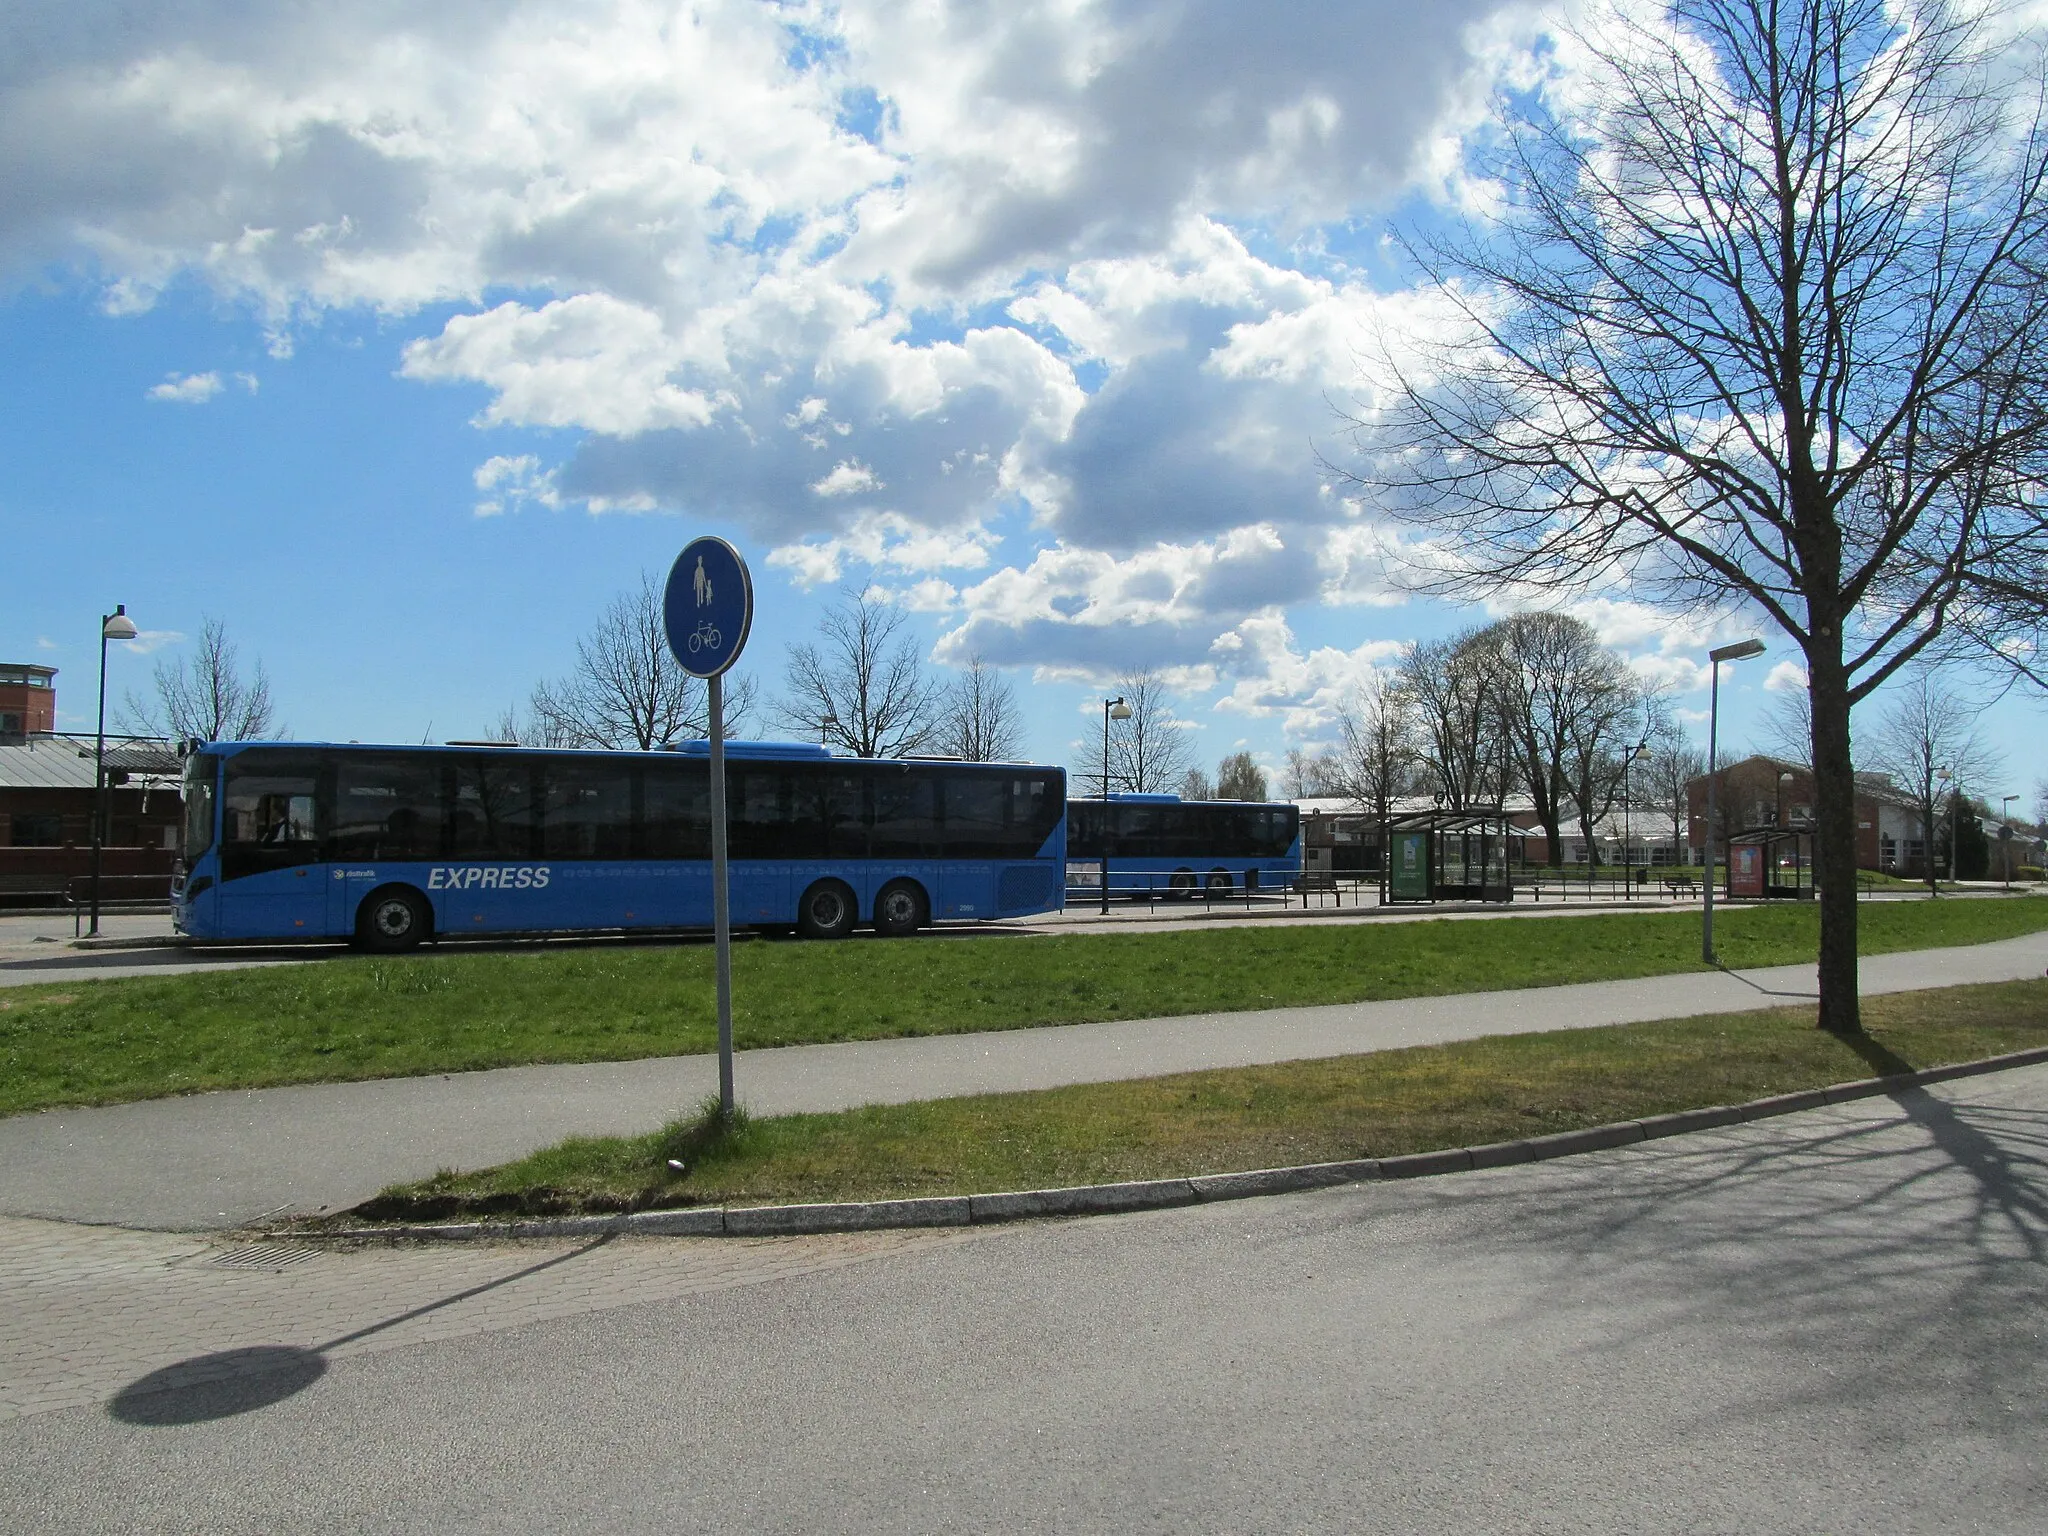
1382, 808, 1514, 904
1723, 827, 1813, 899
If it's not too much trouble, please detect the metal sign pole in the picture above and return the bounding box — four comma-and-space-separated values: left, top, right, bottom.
708, 671, 735, 1121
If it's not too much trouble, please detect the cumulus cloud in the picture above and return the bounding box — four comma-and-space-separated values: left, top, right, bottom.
147, 370, 222, 403
5, 0, 1567, 728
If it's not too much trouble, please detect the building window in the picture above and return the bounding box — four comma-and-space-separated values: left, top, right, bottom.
10, 813, 63, 846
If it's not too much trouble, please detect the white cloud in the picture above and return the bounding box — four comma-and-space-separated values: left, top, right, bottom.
1764, 660, 1809, 693
470, 453, 561, 517
146, 371, 223, 403
120, 628, 186, 655
810, 460, 882, 497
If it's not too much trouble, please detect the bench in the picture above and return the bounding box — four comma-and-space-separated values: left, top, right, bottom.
1661, 874, 1700, 896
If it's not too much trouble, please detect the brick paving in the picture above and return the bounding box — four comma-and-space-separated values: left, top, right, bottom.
0, 1214, 991, 1423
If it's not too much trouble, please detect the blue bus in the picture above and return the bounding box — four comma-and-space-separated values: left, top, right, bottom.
173, 740, 1067, 948
1065, 793, 1301, 899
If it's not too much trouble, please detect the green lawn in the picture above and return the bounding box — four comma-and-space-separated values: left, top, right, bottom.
3, 896, 2045, 1117
356, 977, 2048, 1219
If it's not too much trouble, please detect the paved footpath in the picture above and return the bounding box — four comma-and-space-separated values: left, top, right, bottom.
5, 931, 2045, 1232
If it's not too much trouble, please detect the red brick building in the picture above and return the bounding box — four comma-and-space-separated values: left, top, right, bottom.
0, 663, 182, 905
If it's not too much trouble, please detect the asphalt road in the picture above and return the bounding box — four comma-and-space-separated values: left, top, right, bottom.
4, 1063, 2044, 1533
9, 929, 2046, 1231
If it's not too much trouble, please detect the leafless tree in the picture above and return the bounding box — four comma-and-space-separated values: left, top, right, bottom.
1488, 612, 1641, 867
777, 587, 941, 758
1642, 724, 1708, 868
1336, 0, 2048, 1031
1180, 767, 1214, 800
1215, 751, 1269, 801
1400, 629, 1510, 810
1319, 670, 1420, 824
1564, 668, 1654, 869
1075, 670, 1194, 794
523, 574, 753, 750
939, 655, 1022, 761
1865, 665, 2003, 891
122, 617, 278, 743
1278, 747, 1333, 799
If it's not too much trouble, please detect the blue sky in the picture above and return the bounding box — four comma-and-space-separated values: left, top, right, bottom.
1, 0, 2040, 809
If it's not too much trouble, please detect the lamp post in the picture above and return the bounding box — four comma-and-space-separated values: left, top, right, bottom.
1702, 637, 1765, 963
819, 708, 838, 749
1937, 765, 1957, 884
1099, 696, 1131, 914
1623, 737, 1647, 900
2001, 795, 2018, 888
90, 604, 139, 938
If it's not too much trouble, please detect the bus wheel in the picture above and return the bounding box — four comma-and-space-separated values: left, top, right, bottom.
1168, 869, 1197, 900
797, 880, 857, 940
873, 880, 928, 938
357, 886, 431, 953
1206, 869, 1233, 894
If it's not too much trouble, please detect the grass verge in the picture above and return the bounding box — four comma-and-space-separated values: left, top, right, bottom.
4, 895, 2045, 1117
351, 977, 2048, 1221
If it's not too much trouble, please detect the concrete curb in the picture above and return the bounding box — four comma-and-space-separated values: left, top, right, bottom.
284, 1042, 2048, 1247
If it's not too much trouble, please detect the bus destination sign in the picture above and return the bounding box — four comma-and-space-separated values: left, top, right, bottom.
663, 536, 754, 678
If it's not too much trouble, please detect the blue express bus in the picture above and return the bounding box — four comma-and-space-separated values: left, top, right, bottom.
1065, 793, 1301, 899
173, 740, 1066, 948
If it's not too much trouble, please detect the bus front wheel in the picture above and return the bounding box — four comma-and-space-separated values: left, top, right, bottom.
357, 886, 431, 953
873, 880, 928, 938
797, 880, 857, 940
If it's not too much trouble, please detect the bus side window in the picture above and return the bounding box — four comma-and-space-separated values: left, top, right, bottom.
872, 769, 938, 858
642, 760, 710, 859
332, 753, 444, 861
450, 756, 541, 859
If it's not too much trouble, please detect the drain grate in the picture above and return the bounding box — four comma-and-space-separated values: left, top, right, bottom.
211, 1243, 319, 1271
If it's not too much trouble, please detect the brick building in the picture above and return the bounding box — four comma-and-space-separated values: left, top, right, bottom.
0, 663, 183, 906
1685, 754, 1923, 874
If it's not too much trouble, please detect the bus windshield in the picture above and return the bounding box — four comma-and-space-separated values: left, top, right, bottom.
181, 753, 218, 861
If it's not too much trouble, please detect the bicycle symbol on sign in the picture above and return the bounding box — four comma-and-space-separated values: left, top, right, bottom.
685, 620, 722, 654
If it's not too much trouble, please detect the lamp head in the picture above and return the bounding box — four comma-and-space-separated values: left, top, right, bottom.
101, 606, 138, 642
1708, 637, 1766, 664
1108, 700, 1132, 721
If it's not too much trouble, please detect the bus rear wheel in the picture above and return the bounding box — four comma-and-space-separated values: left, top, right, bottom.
873, 880, 928, 938
797, 880, 857, 940
1168, 869, 1196, 900
357, 886, 431, 953
1206, 869, 1233, 894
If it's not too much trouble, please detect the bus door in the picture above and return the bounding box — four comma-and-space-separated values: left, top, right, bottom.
217, 753, 330, 939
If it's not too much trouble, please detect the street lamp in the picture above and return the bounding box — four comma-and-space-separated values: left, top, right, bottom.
1702, 637, 1765, 963
1622, 737, 1648, 900
1936, 765, 1956, 885
819, 708, 838, 749
90, 604, 138, 938
1100, 696, 1130, 914
2002, 794, 2018, 888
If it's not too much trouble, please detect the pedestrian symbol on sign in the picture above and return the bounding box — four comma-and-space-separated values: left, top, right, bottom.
694, 556, 712, 607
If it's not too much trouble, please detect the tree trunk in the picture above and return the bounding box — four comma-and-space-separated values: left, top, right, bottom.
1807, 646, 1862, 1035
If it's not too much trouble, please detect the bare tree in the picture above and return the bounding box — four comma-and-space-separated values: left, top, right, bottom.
1400, 629, 1509, 810
940, 655, 1022, 761
1865, 665, 2003, 891
1180, 767, 1214, 800
1215, 751, 1269, 801
1489, 612, 1641, 867
1320, 670, 1420, 824
122, 617, 278, 743
1075, 670, 1194, 794
1279, 747, 1332, 799
525, 574, 752, 750
777, 587, 941, 758
1642, 724, 1708, 868
1564, 669, 1653, 869
1337, 0, 2048, 1032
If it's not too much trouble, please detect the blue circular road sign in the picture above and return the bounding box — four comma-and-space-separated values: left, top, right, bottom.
664, 537, 754, 678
